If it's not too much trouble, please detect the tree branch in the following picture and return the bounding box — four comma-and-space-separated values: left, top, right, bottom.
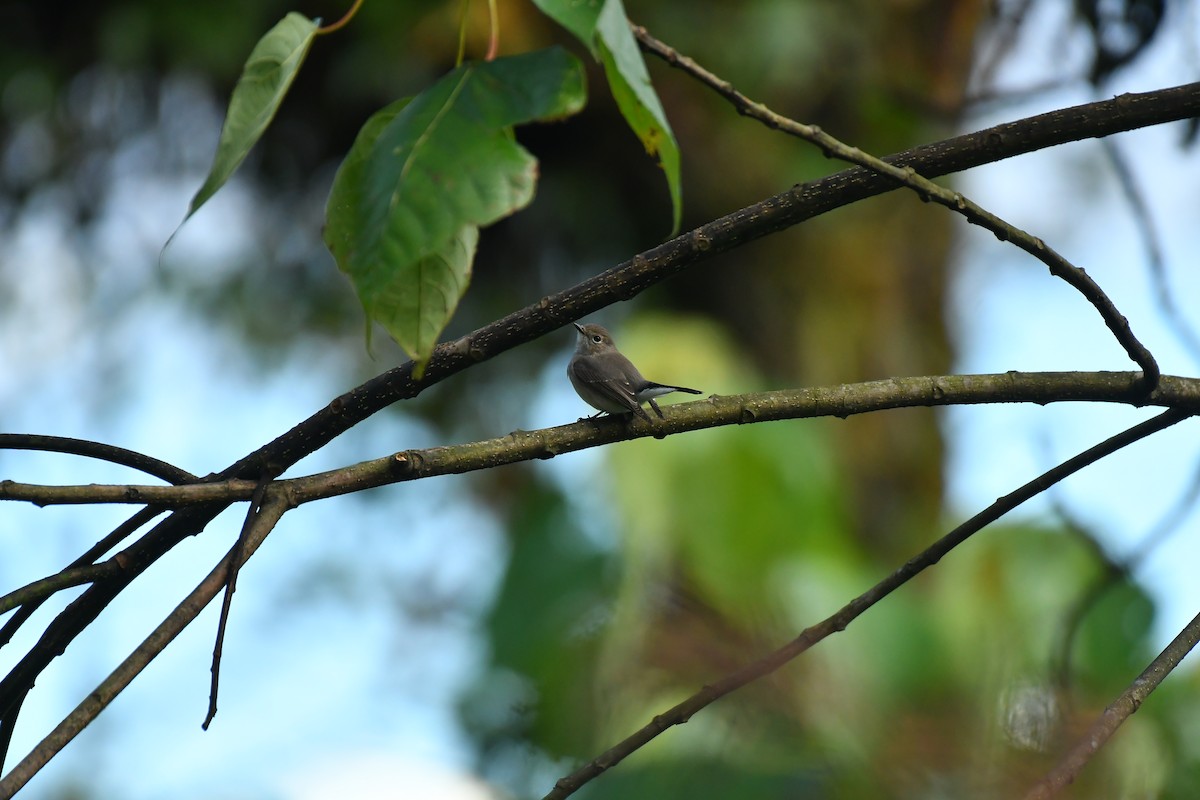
544, 409, 1193, 799
1024, 605, 1200, 800
4, 372, 1199, 508
633, 23, 1160, 389
0, 490, 292, 799
202, 475, 276, 730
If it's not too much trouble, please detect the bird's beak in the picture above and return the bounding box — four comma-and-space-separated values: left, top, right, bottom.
572, 322, 585, 334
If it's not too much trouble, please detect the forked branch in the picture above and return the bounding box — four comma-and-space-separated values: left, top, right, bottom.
633, 23, 1160, 389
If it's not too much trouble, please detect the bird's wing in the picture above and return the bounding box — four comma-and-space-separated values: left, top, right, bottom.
570, 357, 650, 420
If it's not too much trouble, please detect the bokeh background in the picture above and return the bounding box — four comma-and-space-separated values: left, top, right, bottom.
3, 0, 1200, 797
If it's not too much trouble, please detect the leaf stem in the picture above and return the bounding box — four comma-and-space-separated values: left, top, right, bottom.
316, 0, 364, 35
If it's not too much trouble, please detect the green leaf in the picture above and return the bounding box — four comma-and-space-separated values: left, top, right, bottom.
185, 12, 317, 220
378, 225, 478, 379
533, 0, 682, 235
529, 0, 603, 51
325, 47, 586, 366
595, 1, 681, 235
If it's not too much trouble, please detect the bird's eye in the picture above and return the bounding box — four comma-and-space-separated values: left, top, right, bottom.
592, 335, 602, 343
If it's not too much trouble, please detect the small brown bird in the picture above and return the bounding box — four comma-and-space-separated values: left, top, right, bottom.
567, 322, 702, 422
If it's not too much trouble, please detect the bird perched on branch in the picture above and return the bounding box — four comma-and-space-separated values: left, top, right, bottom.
568, 322, 702, 422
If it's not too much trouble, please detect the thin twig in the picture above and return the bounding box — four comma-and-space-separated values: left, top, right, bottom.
0, 693, 24, 780
544, 409, 1192, 799
0, 478, 259, 506
0, 492, 291, 798
1024, 606, 1200, 800
485, 0, 498, 61
202, 475, 274, 730
632, 23, 1161, 391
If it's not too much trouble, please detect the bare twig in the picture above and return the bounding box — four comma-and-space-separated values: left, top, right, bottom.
972, 0, 1038, 93
0, 491, 292, 798
544, 409, 1192, 799
633, 23, 1160, 390
1024, 606, 1200, 799
203, 475, 274, 730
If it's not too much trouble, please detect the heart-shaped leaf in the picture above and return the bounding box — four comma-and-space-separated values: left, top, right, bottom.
325, 47, 586, 370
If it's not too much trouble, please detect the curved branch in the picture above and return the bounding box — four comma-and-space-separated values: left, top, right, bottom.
0, 434, 196, 487
544, 409, 1193, 799
633, 24, 1160, 389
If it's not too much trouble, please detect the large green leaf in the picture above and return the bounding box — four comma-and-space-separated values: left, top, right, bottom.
375, 225, 479, 378
325, 47, 586, 371
185, 12, 317, 220
532, 0, 682, 234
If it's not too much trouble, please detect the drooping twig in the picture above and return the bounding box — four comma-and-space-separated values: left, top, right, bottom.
1023, 606, 1200, 800
632, 23, 1161, 390
544, 409, 1192, 799
202, 474, 275, 730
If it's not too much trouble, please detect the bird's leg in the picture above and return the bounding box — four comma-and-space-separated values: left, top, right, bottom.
648, 399, 664, 418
